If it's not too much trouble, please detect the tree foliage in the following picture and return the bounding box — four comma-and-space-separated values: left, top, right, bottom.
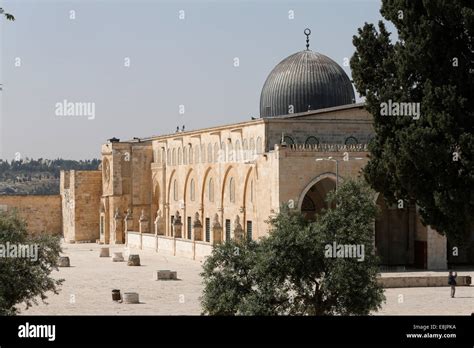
0, 7, 15, 21
201, 180, 385, 315
350, 0, 474, 243
0, 212, 63, 315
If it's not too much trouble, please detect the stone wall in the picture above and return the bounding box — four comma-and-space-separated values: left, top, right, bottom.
60, 170, 102, 242
266, 105, 374, 148
126, 232, 212, 261
0, 195, 62, 235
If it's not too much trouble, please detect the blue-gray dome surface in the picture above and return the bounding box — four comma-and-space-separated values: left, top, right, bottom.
260, 50, 355, 117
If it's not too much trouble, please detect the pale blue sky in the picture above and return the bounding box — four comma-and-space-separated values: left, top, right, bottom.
1, 0, 393, 160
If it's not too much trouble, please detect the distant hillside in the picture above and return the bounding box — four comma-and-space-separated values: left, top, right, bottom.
0, 158, 101, 195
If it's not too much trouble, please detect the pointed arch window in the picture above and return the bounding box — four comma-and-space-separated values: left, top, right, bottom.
208, 178, 214, 202
173, 180, 178, 201
229, 177, 235, 203
190, 179, 195, 201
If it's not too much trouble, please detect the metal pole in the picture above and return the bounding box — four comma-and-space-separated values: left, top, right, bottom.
335, 159, 339, 191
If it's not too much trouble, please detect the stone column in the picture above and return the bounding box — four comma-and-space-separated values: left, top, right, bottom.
139, 210, 149, 233
233, 215, 244, 242
427, 226, 447, 270
193, 212, 203, 241
212, 213, 223, 245
113, 208, 124, 244
164, 203, 170, 236
154, 209, 164, 235
173, 211, 183, 238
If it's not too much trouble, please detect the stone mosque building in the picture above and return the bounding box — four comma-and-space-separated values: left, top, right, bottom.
57, 29, 457, 270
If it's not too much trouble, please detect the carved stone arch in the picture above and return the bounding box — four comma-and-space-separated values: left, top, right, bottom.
167, 169, 177, 204
345, 136, 358, 145
183, 168, 196, 204
201, 167, 216, 204
242, 166, 255, 207
297, 172, 340, 211
221, 165, 237, 208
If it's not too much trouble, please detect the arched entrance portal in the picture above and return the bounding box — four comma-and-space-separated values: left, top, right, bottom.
375, 195, 411, 266
299, 176, 336, 221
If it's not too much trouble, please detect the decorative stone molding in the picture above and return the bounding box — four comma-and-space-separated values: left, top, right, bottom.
113, 208, 124, 243
212, 213, 222, 245
193, 212, 203, 241
173, 211, 183, 238
124, 209, 134, 232
154, 209, 164, 235
287, 143, 369, 152
233, 215, 244, 242
139, 209, 149, 233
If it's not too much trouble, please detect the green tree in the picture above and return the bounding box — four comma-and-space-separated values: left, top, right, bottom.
201, 180, 385, 315
0, 211, 63, 315
0, 7, 14, 21
350, 0, 474, 243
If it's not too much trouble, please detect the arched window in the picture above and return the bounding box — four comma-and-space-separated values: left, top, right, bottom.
173, 180, 178, 201
345, 136, 358, 145
201, 144, 206, 163
161, 148, 165, 165
208, 178, 214, 202
228, 142, 234, 162
283, 136, 295, 145
229, 177, 235, 203
189, 146, 193, 164
207, 143, 212, 163
190, 179, 195, 201
256, 137, 263, 154
235, 140, 241, 162
243, 139, 248, 161
221, 142, 226, 163
172, 148, 176, 166
305, 136, 319, 146
213, 143, 219, 163
249, 138, 255, 157
178, 148, 182, 165
194, 146, 200, 164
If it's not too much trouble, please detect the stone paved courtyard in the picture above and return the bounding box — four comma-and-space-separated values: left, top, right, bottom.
18, 242, 474, 315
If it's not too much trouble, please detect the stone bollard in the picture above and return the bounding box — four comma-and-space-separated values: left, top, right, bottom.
155, 270, 178, 280
58, 256, 70, 267
112, 289, 121, 301
112, 252, 124, 262
122, 292, 139, 304
100, 247, 110, 257
127, 254, 140, 266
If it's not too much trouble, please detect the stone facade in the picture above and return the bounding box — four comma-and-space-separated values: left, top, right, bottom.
0, 195, 62, 235
79, 103, 457, 269
0, 102, 458, 269
60, 170, 102, 242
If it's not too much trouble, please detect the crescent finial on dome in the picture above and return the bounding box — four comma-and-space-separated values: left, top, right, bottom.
304, 28, 311, 50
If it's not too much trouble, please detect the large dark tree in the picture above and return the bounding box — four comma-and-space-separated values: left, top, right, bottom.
351, 0, 474, 243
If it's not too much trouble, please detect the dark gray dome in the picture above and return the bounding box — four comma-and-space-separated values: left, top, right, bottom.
260, 50, 355, 117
